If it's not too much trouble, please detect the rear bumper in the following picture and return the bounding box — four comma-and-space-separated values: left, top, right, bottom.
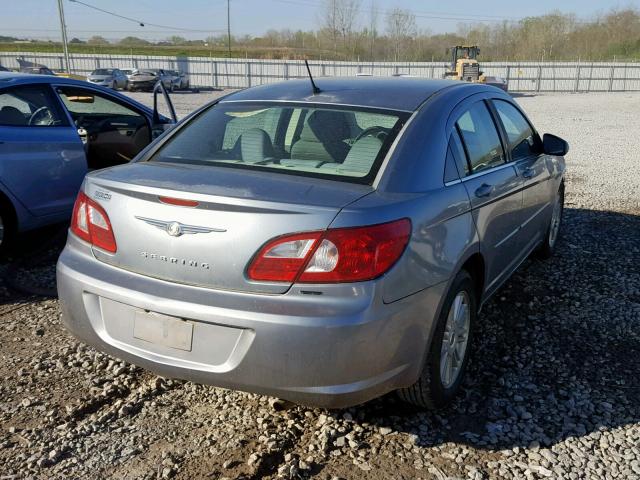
128, 81, 155, 90
56, 237, 445, 408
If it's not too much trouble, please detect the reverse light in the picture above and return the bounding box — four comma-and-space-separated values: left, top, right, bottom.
70, 191, 117, 253
247, 219, 411, 283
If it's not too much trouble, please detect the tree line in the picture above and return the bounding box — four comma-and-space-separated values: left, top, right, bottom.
15, 3, 640, 61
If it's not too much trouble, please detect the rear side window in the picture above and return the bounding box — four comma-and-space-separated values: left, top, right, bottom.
0, 85, 67, 127
456, 101, 505, 174
149, 102, 408, 184
493, 100, 539, 160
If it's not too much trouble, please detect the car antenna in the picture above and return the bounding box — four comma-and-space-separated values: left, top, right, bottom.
304, 59, 321, 95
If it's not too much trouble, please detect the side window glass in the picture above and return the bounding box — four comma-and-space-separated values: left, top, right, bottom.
0, 85, 67, 127
494, 100, 538, 161
456, 102, 505, 174
58, 88, 143, 118
449, 129, 470, 177
444, 147, 459, 183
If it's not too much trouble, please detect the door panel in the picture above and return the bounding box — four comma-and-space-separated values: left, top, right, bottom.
492, 99, 551, 247
514, 156, 552, 247
0, 84, 87, 216
0, 126, 87, 216
463, 165, 523, 290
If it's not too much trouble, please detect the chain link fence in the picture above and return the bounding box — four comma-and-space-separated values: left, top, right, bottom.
2, 52, 639, 92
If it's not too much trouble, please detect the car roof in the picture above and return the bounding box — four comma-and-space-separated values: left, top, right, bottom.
221, 77, 488, 112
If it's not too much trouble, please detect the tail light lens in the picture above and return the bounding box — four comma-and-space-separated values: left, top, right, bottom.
247, 219, 411, 283
70, 191, 117, 253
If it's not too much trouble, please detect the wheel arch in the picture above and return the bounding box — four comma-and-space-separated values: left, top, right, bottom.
459, 252, 486, 310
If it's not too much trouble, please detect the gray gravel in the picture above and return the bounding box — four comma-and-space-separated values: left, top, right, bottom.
0, 91, 639, 479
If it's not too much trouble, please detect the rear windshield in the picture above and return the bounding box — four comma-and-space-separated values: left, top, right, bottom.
92, 69, 113, 75
149, 102, 409, 184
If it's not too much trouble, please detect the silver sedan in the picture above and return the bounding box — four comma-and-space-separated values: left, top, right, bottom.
57, 77, 567, 409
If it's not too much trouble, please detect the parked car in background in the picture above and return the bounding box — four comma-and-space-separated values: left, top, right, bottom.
57, 77, 568, 409
87, 68, 128, 90
21, 65, 56, 76
120, 68, 136, 82
127, 69, 171, 92
164, 69, 190, 90
0, 72, 176, 249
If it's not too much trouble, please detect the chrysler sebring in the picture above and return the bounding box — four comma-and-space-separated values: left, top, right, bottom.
57, 77, 567, 408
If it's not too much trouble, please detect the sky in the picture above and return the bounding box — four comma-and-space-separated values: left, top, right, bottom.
1, 0, 638, 42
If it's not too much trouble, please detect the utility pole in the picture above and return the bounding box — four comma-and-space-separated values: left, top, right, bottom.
57, 0, 71, 73
227, 0, 232, 58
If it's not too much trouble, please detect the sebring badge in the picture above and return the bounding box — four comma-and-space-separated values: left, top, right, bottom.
135, 216, 226, 237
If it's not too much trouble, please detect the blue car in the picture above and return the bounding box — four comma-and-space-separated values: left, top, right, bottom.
0, 72, 175, 249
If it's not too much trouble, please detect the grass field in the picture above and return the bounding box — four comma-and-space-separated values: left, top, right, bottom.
0, 42, 334, 60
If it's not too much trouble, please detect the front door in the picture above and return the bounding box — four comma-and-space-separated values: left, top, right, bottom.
0, 84, 86, 216
492, 99, 552, 250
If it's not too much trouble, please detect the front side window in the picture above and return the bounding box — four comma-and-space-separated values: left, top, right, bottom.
493, 100, 539, 161
0, 85, 67, 127
456, 101, 505, 174
149, 102, 407, 184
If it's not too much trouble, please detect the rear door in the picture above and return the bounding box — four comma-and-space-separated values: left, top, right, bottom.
0, 84, 87, 216
491, 99, 551, 249
453, 100, 525, 294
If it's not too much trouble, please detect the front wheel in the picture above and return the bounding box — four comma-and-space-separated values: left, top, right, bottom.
398, 270, 476, 409
537, 183, 564, 259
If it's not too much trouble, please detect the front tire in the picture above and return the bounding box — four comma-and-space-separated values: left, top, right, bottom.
537, 183, 564, 259
398, 270, 476, 409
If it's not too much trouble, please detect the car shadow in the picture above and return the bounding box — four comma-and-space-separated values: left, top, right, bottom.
339, 207, 640, 450
0, 207, 638, 452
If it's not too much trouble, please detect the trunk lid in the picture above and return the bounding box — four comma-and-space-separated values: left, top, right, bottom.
84, 162, 372, 294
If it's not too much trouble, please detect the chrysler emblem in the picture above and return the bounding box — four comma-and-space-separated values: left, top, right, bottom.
135, 216, 226, 236
167, 222, 182, 237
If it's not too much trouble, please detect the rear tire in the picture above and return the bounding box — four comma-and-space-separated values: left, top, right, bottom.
0, 204, 16, 255
537, 182, 564, 259
397, 270, 476, 409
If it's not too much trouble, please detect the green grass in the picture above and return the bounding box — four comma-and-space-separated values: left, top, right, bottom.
0, 42, 330, 59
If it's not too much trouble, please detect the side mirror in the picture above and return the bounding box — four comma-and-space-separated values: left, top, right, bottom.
152, 80, 177, 139
543, 133, 569, 156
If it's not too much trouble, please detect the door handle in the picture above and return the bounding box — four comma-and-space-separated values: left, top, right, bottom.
475, 183, 495, 198
522, 167, 535, 179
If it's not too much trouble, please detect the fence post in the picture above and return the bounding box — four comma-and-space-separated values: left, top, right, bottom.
608, 65, 615, 92
284, 62, 289, 80
212, 60, 218, 88
536, 65, 542, 92
321, 63, 326, 76
430, 64, 434, 79
246, 61, 251, 87
574, 65, 581, 92
505, 65, 511, 91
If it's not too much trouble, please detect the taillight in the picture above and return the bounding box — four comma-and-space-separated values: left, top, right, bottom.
70, 191, 117, 253
247, 219, 411, 284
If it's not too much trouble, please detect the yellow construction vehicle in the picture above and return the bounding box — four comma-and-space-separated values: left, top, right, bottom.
444, 45, 483, 82
443, 45, 508, 90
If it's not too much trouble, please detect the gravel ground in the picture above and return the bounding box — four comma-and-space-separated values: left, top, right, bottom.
0, 92, 639, 480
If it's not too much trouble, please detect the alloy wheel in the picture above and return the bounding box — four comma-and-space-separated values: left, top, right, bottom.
440, 291, 471, 389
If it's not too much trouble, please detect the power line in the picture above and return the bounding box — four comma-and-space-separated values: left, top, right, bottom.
67, 0, 223, 32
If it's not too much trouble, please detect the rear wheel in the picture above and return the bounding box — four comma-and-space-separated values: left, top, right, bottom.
0, 205, 16, 254
537, 183, 564, 259
398, 270, 476, 409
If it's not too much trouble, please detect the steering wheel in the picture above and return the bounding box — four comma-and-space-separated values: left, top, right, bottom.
354, 126, 390, 143
28, 106, 54, 126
